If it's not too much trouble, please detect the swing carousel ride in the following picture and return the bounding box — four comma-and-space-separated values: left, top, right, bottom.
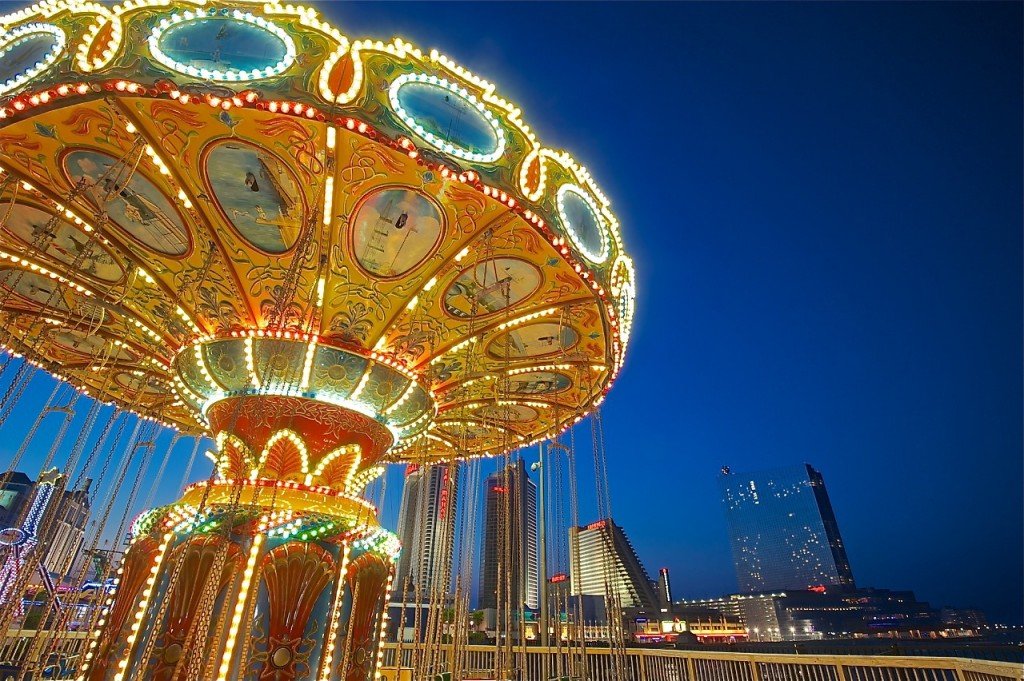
0, 0, 635, 678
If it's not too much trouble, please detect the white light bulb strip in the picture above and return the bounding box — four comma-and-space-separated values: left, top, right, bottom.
213, 431, 252, 480
506, 363, 572, 376
317, 543, 350, 680
308, 444, 360, 486
149, 9, 296, 82
389, 72, 505, 163
135, 267, 155, 285
429, 336, 475, 366
250, 429, 308, 481
396, 408, 431, 436
23, 481, 53, 536
128, 508, 160, 539
319, 36, 424, 105
216, 532, 263, 681
348, 364, 372, 401
172, 375, 203, 408
0, 248, 94, 296
498, 399, 550, 409
243, 336, 261, 390
111, 531, 171, 681
75, 6, 120, 72
299, 335, 318, 390
372, 570, 395, 679
316, 277, 326, 308
347, 465, 384, 492
0, 23, 65, 97
183, 477, 380, 517
426, 432, 455, 450
556, 184, 610, 264
609, 254, 637, 370
382, 381, 416, 415
193, 343, 219, 391
385, 431, 426, 457
128, 317, 163, 344
176, 306, 201, 335
322, 176, 334, 226
494, 307, 558, 331
437, 418, 524, 441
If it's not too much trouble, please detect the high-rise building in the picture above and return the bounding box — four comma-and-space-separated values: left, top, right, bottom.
0, 469, 91, 590
719, 464, 855, 593
45, 478, 91, 578
569, 518, 658, 609
394, 463, 457, 602
478, 459, 538, 611
0, 471, 34, 530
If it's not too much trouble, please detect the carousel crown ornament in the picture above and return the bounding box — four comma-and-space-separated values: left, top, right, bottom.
0, 0, 635, 679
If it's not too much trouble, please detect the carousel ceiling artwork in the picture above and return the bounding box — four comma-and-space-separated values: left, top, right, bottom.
0, 1, 636, 679
0, 0, 636, 467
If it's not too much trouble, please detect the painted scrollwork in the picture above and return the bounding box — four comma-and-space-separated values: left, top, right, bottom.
250, 543, 335, 681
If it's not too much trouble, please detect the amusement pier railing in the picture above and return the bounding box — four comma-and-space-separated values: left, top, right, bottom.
379, 644, 1024, 681
0, 628, 88, 672
1, 631, 1022, 680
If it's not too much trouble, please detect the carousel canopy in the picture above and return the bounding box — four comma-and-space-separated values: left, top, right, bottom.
0, 0, 636, 464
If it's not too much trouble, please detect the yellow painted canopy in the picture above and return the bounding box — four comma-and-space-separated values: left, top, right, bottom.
0, 0, 636, 463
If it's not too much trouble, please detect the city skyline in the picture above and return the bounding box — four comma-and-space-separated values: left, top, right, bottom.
0, 0, 1019, 627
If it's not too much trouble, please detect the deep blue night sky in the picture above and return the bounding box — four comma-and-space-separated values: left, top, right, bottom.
1, 2, 1020, 623
321, 0, 1023, 623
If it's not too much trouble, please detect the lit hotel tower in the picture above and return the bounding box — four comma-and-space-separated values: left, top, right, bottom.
719, 464, 856, 593
569, 519, 658, 609
394, 464, 458, 601
479, 459, 539, 610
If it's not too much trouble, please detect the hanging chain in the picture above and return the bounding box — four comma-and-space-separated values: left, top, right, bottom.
30, 403, 125, 672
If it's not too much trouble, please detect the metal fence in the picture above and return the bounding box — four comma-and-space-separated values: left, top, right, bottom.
677, 643, 1023, 664
380, 644, 1024, 681
0, 628, 87, 672
1, 631, 1020, 681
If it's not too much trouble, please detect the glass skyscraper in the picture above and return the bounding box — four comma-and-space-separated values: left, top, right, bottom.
719, 464, 855, 593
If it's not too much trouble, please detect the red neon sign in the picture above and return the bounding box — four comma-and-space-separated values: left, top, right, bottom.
549, 573, 568, 583
439, 468, 450, 517
585, 520, 607, 531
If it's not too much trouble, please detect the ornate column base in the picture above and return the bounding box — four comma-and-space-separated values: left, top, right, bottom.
79, 421, 398, 681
